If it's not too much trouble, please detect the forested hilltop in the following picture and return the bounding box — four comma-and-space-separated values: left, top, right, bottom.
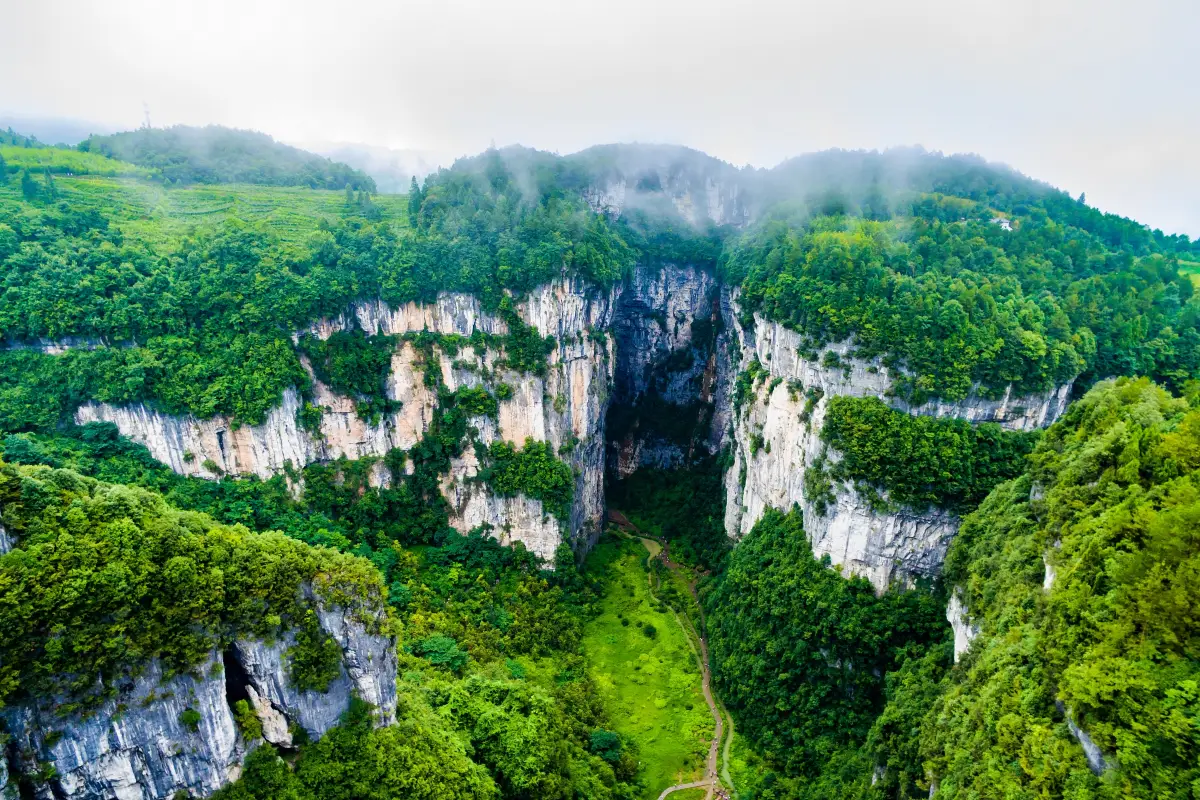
2, 137, 1195, 432
0, 127, 1199, 800
82, 125, 377, 189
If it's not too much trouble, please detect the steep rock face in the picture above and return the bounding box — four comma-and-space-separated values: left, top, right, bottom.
584, 174, 748, 228
0, 753, 12, 800
3, 652, 241, 800
607, 265, 720, 476
233, 595, 397, 748
578, 145, 751, 228
76, 279, 617, 561
721, 303, 1072, 591
1, 599, 397, 800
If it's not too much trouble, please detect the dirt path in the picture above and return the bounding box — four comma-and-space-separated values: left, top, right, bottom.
607, 511, 733, 800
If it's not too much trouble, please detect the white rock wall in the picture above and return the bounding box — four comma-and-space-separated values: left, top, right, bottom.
74, 279, 616, 561
947, 589, 980, 663
722, 300, 1073, 592
3, 652, 242, 800
1, 597, 397, 800
583, 173, 748, 228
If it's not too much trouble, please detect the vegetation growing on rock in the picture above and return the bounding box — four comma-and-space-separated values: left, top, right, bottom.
819, 395, 1038, 511
0, 459, 383, 711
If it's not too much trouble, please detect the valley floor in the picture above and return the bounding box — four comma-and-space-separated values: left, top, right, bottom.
582, 531, 713, 798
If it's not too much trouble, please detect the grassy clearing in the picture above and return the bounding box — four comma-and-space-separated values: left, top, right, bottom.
583, 534, 712, 799
0, 144, 150, 177
668, 789, 708, 800
0, 169, 409, 248
1180, 258, 1200, 289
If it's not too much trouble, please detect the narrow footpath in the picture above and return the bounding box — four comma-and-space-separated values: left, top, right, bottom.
607, 511, 733, 800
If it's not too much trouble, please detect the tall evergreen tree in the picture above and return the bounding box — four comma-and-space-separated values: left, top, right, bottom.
408, 176, 424, 225
20, 168, 38, 201
43, 169, 58, 201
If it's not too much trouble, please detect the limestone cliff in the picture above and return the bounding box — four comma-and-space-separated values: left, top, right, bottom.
76, 279, 616, 562
0, 596, 396, 800
721, 299, 1073, 591
578, 145, 751, 228
607, 264, 722, 477
947, 589, 980, 663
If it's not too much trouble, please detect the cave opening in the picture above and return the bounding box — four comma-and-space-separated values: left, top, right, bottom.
602, 273, 731, 569
222, 648, 253, 711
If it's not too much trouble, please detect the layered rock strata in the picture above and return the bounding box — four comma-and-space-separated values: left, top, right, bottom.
721, 301, 1073, 591
0, 598, 396, 800
77, 280, 616, 561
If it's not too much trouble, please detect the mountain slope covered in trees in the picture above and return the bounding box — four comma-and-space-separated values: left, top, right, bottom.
704, 378, 1200, 799
82, 125, 376, 190
1, 130, 1199, 800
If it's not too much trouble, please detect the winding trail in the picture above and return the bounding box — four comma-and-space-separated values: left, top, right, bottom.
608, 511, 734, 800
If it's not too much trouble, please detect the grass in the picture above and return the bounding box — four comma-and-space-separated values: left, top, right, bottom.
0, 144, 151, 177
583, 533, 712, 798
726, 730, 773, 796
668, 790, 708, 800
0, 162, 409, 248
1180, 258, 1200, 289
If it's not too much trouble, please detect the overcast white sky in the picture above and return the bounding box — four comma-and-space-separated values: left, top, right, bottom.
3, 0, 1198, 236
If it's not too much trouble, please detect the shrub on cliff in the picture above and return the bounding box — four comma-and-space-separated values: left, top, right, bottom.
0, 459, 385, 711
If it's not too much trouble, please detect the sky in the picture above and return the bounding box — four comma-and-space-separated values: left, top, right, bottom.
3, 0, 1198, 236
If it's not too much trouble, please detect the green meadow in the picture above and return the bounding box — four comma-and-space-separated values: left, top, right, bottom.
583, 534, 713, 799
0, 148, 409, 248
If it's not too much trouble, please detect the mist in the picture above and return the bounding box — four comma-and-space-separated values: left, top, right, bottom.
2, 0, 1197, 236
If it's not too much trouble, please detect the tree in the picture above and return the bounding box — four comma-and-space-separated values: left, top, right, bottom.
0, 151, 7, 178
20, 168, 38, 201
42, 169, 58, 200
408, 176, 424, 224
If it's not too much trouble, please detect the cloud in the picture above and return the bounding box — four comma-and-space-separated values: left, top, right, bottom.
2, 0, 1197, 235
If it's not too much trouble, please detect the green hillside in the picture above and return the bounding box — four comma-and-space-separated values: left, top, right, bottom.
1, 134, 1199, 800
706, 378, 1200, 799
83, 125, 376, 190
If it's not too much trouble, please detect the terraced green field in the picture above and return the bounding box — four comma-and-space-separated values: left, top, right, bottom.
583, 534, 712, 799
0, 157, 408, 248
1181, 258, 1200, 288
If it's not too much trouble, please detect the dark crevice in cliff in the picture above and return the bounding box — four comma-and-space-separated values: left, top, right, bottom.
222, 648, 253, 710
604, 269, 725, 484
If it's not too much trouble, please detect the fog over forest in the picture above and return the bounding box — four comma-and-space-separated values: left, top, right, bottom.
2, 0, 1198, 236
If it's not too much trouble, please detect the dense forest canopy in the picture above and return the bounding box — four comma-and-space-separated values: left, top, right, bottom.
0, 435, 642, 798
704, 507, 950, 797
1, 136, 1197, 429
724, 204, 1198, 403
921, 378, 1200, 799
81, 125, 377, 190
707, 378, 1200, 800
700, 379, 1200, 796
815, 395, 1039, 512
2, 130, 1200, 800
0, 458, 385, 711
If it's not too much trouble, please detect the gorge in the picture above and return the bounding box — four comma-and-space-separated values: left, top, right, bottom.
1, 131, 1197, 800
